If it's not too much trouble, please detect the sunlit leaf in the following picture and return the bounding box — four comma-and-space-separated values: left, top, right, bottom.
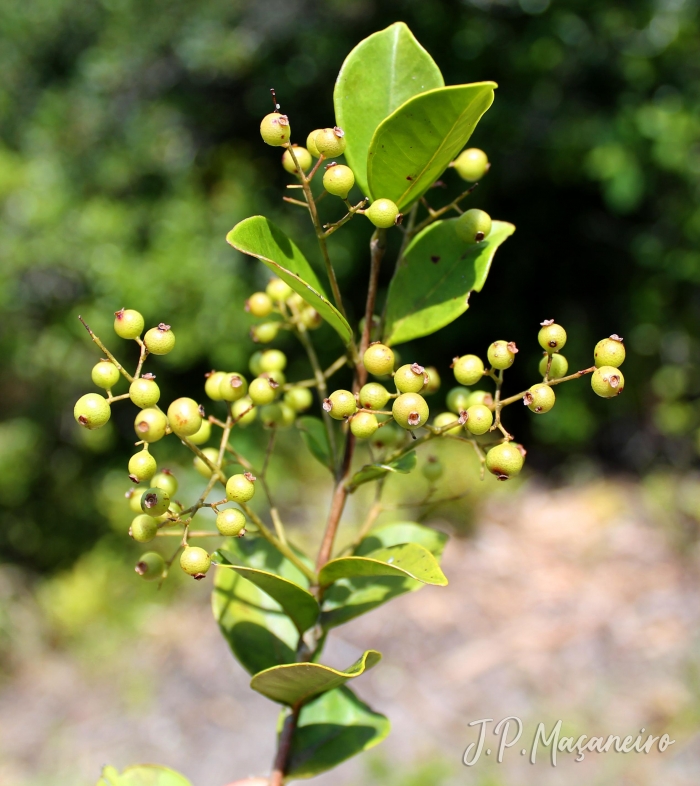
354, 521, 448, 558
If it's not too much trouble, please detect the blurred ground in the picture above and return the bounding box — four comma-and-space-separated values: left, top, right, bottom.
2, 479, 700, 786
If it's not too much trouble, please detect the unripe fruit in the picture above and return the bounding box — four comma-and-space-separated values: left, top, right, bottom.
264, 368, 286, 388
135, 551, 165, 581
538, 320, 567, 353
216, 508, 247, 537
452, 148, 490, 182
259, 403, 295, 429
282, 145, 312, 173
180, 546, 211, 578
455, 209, 492, 243
424, 367, 441, 395
144, 323, 176, 355
323, 389, 357, 420
260, 112, 290, 146
130, 514, 158, 543
363, 343, 395, 377
594, 335, 625, 368
394, 363, 427, 394
233, 396, 257, 425
433, 411, 463, 435
127, 488, 144, 513
226, 473, 256, 503
422, 456, 444, 482
219, 372, 248, 402
74, 393, 111, 430
467, 390, 494, 407
128, 450, 157, 483
306, 130, 322, 158
591, 366, 625, 398
539, 353, 568, 380
141, 487, 170, 517
284, 386, 313, 412
524, 384, 556, 414
453, 354, 484, 386
203, 371, 225, 401
134, 407, 168, 442
465, 404, 493, 435
350, 412, 379, 439
260, 349, 287, 372
156, 500, 182, 526
300, 306, 322, 330
359, 382, 390, 410
246, 292, 273, 318
487, 340, 518, 370
314, 127, 346, 157
323, 164, 355, 198
167, 397, 202, 437
92, 361, 121, 390
152, 471, 178, 497
251, 322, 280, 344
114, 308, 144, 339
194, 447, 219, 478
129, 377, 160, 408
365, 198, 400, 228
485, 442, 525, 480
393, 392, 429, 430
370, 422, 403, 448
248, 352, 264, 377
266, 277, 293, 301
249, 377, 278, 406
446, 387, 471, 414
189, 418, 212, 445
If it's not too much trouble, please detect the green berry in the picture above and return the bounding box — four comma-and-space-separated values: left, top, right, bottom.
260, 112, 290, 146
127, 488, 144, 513
92, 361, 121, 390
282, 145, 313, 174
424, 367, 441, 395
128, 449, 157, 483
485, 443, 525, 480
284, 386, 313, 412
259, 403, 295, 429
74, 393, 111, 430
452, 148, 490, 182
300, 307, 322, 330
135, 551, 165, 581
130, 514, 158, 543
134, 407, 168, 442
467, 390, 493, 407
251, 322, 280, 344
453, 354, 485, 386
539, 353, 568, 380
167, 397, 202, 437
455, 209, 492, 243
144, 323, 176, 355
594, 335, 625, 368
359, 382, 390, 410
141, 487, 170, 517
487, 340, 518, 370
524, 384, 556, 414
363, 343, 395, 377
350, 411, 379, 439
392, 392, 429, 430
422, 456, 444, 482
314, 127, 346, 157
465, 404, 493, 435
249, 377, 278, 406
226, 472, 256, 503
591, 366, 625, 398
219, 372, 248, 402
433, 411, 462, 435
248, 352, 264, 377
204, 371, 226, 401
156, 500, 183, 526
446, 386, 471, 414
394, 363, 427, 394
114, 308, 144, 340
323, 164, 355, 198
189, 418, 212, 445
538, 320, 567, 353
370, 422, 403, 449
246, 292, 273, 317
232, 396, 257, 425
129, 377, 160, 408
266, 277, 294, 302
216, 508, 247, 537
259, 349, 287, 372
152, 471, 178, 497
180, 546, 211, 578
365, 198, 400, 228
193, 447, 219, 478
306, 130, 322, 157
323, 389, 357, 420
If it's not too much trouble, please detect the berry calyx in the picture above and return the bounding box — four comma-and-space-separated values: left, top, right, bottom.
394, 363, 427, 394
306, 130, 322, 158
219, 372, 248, 402
152, 470, 178, 497
249, 377, 278, 406
392, 392, 429, 430
363, 343, 395, 377
359, 382, 390, 410
282, 145, 312, 174
134, 407, 168, 442
180, 546, 211, 579
314, 127, 346, 157
130, 514, 158, 543
433, 411, 462, 435
323, 389, 357, 420
251, 322, 280, 344
452, 354, 484, 386
194, 447, 219, 478
260, 112, 290, 146
92, 361, 121, 390
114, 308, 144, 340
455, 208, 492, 243
232, 396, 257, 425
141, 487, 170, 517
422, 456, 444, 482
452, 148, 490, 182
129, 377, 160, 408
539, 353, 568, 380
135, 551, 165, 581
594, 335, 625, 368
446, 386, 471, 414
189, 418, 212, 445
246, 292, 273, 318
323, 163, 355, 198
465, 404, 493, 435
538, 320, 567, 353
284, 386, 313, 412
128, 449, 157, 483
216, 508, 247, 537
487, 340, 518, 370
485, 443, 525, 480
424, 367, 441, 395
226, 472, 256, 503
591, 366, 625, 398
74, 393, 111, 430
524, 384, 556, 414
144, 323, 176, 355
350, 411, 379, 439
167, 397, 202, 437
365, 198, 400, 228
266, 277, 293, 301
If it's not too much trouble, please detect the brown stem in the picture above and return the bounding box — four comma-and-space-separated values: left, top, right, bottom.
359, 228, 387, 386
497, 366, 596, 409
270, 705, 301, 786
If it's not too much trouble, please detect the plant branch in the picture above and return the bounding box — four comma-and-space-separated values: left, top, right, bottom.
270, 704, 301, 786
497, 366, 596, 409
359, 228, 386, 385
409, 183, 479, 237
77, 316, 134, 382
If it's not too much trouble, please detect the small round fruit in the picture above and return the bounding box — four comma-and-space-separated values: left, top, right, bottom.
282, 145, 312, 173
422, 456, 444, 482
467, 390, 493, 407
144, 323, 176, 355
485, 443, 525, 480
74, 394, 111, 430
393, 392, 429, 430
91, 361, 121, 390
539, 353, 569, 380
394, 363, 427, 394
524, 384, 556, 414
251, 322, 280, 344
538, 320, 567, 353
424, 367, 441, 395
455, 209, 492, 243
488, 340, 518, 370
135, 552, 165, 581
128, 450, 157, 483
130, 514, 158, 543
219, 372, 248, 402
248, 352, 264, 377
157, 500, 182, 526
453, 354, 484, 386
129, 377, 160, 408
370, 423, 402, 448
167, 397, 202, 437
246, 292, 273, 318
203, 371, 225, 401
226, 473, 256, 504
180, 546, 211, 578
266, 277, 293, 302
323, 164, 355, 198
260, 112, 290, 146
300, 307, 322, 330
114, 308, 144, 339
140, 487, 170, 517
259, 403, 295, 429
284, 387, 313, 412
259, 349, 287, 372
446, 387, 471, 414
314, 127, 346, 157
233, 396, 257, 425
323, 389, 357, 420
465, 404, 493, 435
591, 366, 625, 398
152, 471, 178, 497
365, 198, 400, 228
363, 343, 395, 377
306, 130, 322, 157
594, 335, 626, 368
248, 377, 278, 406
350, 411, 379, 439
189, 418, 212, 445
433, 411, 462, 436
193, 447, 219, 478
127, 489, 144, 513
216, 508, 247, 537
359, 382, 390, 410
453, 148, 490, 182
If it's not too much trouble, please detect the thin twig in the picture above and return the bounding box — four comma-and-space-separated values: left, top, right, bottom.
78, 316, 133, 382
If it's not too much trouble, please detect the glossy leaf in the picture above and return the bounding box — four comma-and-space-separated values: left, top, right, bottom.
226, 216, 352, 346
384, 218, 516, 345
346, 450, 416, 492
334, 22, 444, 197
354, 521, 448, 559
367, 82, 496, 209
285, 686, 390, 779
96, 765, 192, 786
251, 650, 381, 706
297, 416, 333, 473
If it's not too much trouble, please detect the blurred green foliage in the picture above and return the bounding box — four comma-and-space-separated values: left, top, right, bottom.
2, 0, 700, 571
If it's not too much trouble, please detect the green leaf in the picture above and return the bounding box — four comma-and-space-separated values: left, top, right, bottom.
250, 650, 381, 706
346, 450, 416, 492
285, 686, 390, 779
367, 82, 497, 209
354, 521, 448, 559
96, 765, 192, 786
383, 218, 516, 345
297, 416, 334, 473
334, 22, 444, 197
226, 216, 352, 346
